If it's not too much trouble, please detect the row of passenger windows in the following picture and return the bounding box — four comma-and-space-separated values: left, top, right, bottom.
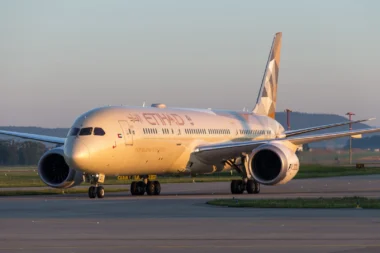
67, 126, 270, 137
142, 128, 269, 135
185, 129, 231, 135
239, 129, 268, 135
68, 127, 106, 136
143, 128, 158, 134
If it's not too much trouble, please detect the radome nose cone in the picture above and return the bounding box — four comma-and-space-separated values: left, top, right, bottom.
65, 141, 90, 170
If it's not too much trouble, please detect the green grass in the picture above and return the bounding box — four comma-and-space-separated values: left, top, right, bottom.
294, 164, 380, 179
0, 187, 128, 196
298, 150, 380, 164
0, 164, 380, 188
207, 197, 380, 209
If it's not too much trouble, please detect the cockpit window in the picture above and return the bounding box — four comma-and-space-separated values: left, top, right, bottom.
68, 127, 80, 136
79, 127, 93, 136
94, 127, 106, 136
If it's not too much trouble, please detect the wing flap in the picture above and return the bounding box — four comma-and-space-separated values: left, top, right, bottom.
0, 130, 65, 144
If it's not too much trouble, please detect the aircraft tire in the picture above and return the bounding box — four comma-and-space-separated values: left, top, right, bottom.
130, 181, 137, 195
153, 181, 161, 195
136, 181, 146, 195
246, 180, 255, 194
96, 186, 105, 198
253, 181, 260, 194
231, 180, 244, 194
88, 186, 96, 199
146, 181, 155, 195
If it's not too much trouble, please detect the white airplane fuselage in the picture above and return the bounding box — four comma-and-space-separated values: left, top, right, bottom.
64, 105, 285, 176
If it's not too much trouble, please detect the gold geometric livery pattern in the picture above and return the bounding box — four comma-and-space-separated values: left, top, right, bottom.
252, 32, 282, 119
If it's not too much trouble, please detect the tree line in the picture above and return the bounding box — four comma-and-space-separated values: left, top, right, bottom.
344, 136, 380, 149
0, 140, 48, 166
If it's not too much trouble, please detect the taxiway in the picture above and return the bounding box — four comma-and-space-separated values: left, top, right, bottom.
0, 175, 380, 253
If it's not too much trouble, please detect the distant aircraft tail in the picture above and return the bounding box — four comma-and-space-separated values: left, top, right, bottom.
252, 32, 282, 119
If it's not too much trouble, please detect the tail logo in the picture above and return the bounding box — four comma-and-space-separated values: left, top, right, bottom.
252, 32, 282, 119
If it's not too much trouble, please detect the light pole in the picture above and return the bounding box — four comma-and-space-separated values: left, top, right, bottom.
285, 109, 292, 130
346, 112, 355, 164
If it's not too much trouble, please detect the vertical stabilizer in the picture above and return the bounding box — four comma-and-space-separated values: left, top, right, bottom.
252, 32, 282, 119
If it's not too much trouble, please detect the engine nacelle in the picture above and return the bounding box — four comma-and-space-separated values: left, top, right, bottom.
38, 147, 84, 189
248, 142, 300, 185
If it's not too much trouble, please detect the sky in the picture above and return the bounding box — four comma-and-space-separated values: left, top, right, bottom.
1, 0, 379, 128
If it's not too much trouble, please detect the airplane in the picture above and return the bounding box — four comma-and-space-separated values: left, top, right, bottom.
1, 32, 380, 199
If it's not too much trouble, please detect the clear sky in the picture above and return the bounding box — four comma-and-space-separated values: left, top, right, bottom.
1, 0, 379, 128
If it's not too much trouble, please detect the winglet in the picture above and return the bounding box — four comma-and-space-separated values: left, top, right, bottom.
252, 32, 282, 119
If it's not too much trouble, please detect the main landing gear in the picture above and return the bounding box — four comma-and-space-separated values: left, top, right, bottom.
226, 157, 261, 195
130, 178, 161, 196
87, 174, 106, 199
231, 179, 260, 194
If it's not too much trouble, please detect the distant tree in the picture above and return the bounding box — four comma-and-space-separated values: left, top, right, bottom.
344, 136, 380, 150
0, 140, 47, 165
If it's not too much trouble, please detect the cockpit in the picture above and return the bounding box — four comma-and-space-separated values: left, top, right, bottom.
67, 127, 106, 137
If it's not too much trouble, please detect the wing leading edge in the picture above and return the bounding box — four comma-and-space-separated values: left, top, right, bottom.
0, 130, 65, 144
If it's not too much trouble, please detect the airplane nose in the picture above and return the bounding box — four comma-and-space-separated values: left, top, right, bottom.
65, 141, 90, 170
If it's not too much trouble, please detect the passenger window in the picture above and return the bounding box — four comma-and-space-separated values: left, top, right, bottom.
94, 127, 106, 136
79, 127, 93, 136
67, 127, 80, 136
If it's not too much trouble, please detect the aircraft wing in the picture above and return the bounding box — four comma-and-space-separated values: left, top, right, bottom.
284, 118, 375, 137
0, 130, 65, 144
192, 127, 380, 164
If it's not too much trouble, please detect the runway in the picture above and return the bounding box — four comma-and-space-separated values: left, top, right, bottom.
1, 175, 380, 253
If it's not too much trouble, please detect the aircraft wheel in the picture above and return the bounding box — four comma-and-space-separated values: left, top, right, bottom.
130, 181, 137, 195
136, 181, 146, 195
246, 180, 255, 194
153, 181, 161, 195
96, 186, 105, 198
253, 181, 260, 194
146, 181, 155, 195
88, 186, 96, 199
231, 180, 244, 194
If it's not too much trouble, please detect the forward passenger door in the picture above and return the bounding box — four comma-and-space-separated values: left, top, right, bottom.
118, 120, 133, 145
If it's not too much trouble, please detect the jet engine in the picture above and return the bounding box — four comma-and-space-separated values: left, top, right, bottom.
248, 142, 300, 185
38, 147, 84, 189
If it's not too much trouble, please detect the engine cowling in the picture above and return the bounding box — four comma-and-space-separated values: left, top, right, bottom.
248, 142, 300, 185
38, 147, 84, 189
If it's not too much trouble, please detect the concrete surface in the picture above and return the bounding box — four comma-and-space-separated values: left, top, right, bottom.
0, 175, 380, 253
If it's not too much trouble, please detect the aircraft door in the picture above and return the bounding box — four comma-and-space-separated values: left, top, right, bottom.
118, 120, 133, 145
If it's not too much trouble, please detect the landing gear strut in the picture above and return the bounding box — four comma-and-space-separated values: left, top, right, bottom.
130, 177, 161, 196
87, 174, 106, 199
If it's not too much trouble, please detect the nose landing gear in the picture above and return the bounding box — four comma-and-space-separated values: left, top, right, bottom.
87, 174, 106, 199
88, 185, 105, 198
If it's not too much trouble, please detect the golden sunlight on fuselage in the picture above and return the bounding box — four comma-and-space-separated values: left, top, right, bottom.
63, 106, 285, 176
